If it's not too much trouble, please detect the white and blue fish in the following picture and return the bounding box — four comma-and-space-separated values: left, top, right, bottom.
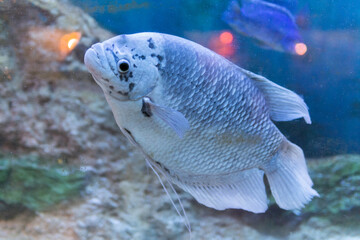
84, 32, 318, 216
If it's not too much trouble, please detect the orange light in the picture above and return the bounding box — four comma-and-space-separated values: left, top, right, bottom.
59, 32, 82, 58
209, 34, 235, 57
68, 38, 79, 49
219, 31, 234, 44
295, 42, 307, 56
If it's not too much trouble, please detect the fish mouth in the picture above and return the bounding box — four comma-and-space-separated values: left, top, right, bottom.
84, 43, 115, 82
84, 45, 103, 78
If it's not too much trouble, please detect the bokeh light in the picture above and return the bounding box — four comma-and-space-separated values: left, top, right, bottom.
295, 42, 307, 56
219, 31, 234, 44
59, 32, 82, 57
68, 38, 79, 49
208, 31, 236, 58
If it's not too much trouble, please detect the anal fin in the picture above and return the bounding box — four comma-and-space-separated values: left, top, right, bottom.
172, 168, 268, 213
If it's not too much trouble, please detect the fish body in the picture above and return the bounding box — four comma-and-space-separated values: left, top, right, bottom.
84, 32, 318, 213
223, 0, 302, 54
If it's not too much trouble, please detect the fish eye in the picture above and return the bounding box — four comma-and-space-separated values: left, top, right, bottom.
117, 59, 130, 73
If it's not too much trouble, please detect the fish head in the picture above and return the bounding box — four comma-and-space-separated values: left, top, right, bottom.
84, 33, 164, 101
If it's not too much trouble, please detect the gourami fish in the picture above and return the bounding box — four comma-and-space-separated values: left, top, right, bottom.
222, 0, 304, 54
84, 33, 318, 216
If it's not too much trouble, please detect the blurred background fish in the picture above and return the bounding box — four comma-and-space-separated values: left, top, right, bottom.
265, 0, 298, 13
222, 0, 307, 55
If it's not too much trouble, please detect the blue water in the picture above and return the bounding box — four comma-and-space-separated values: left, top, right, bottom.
72, 0, 360, 156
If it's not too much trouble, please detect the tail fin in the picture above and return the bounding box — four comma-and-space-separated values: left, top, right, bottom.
264, 139, 319, 210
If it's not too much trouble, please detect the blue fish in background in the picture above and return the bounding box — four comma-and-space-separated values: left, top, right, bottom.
222, 0, 306, 55
265, 0, 298, 12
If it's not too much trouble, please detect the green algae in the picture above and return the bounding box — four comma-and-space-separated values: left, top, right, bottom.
0, 154, 87, 213
305, 154, 360, 215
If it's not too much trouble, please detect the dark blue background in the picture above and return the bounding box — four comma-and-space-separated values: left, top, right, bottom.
71, 0, 360, 157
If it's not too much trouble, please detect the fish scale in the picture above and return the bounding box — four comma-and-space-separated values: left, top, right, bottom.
85, 32, 318, 213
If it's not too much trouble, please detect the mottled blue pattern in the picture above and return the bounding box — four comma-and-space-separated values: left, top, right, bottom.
157, 34, 284, 168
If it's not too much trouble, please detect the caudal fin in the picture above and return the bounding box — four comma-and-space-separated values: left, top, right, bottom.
264, 140, 319, 210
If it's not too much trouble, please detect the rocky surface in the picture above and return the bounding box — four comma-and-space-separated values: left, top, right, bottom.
305, 155, 360, 215
0, 0, 359, 240
0, 0, 117, 164
1, 153, 360, 240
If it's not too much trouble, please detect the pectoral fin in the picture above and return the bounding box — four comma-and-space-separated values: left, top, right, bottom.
142, 97, 190, 138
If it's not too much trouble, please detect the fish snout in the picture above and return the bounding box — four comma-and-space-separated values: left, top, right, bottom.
84, 43, 107, 79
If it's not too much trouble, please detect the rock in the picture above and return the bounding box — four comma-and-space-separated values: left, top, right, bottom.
0, 0, 126, 165
288, 216, 360, 240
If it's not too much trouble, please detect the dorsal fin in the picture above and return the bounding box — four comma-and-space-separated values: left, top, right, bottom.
241, 69, 311, 124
